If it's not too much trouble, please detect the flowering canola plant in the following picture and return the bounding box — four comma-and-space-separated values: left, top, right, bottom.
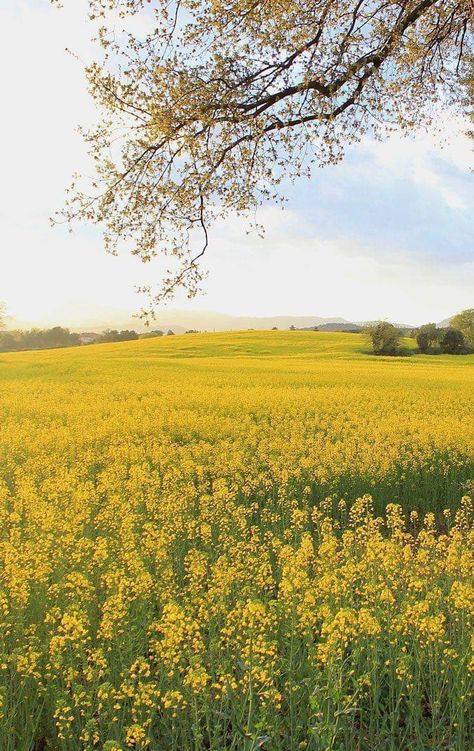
0, 331, 473, 750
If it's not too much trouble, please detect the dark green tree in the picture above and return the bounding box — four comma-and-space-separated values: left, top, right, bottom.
0, 327, 80, 352
440, 327, 465, 354
450, 309, 474, 349
416, 323, 440, 353
366, 322, 401, 356
0, 332, 17, 352
140, 330, 164, 339
99, 329, 139, 343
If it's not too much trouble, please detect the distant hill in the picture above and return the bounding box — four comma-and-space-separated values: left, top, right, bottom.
316, 322, 362, 332
356, 320, 416, 330
136, 311, 351, 332
82, 313, 352, 334
8, 308, 459, 335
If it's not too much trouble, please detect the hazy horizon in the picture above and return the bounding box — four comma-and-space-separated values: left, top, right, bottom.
4, 306, 451, 334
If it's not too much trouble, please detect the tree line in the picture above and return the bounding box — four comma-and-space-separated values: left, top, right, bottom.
0, 327, 81, 352
367, 309, 474, 356
0, 326, 169, 353
1, 311, 473, 356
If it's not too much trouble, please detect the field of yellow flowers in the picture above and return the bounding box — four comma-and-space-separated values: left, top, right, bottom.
0, 330, 473, 750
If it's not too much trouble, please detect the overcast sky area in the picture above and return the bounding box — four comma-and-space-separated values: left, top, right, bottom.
1, 0, 474, 328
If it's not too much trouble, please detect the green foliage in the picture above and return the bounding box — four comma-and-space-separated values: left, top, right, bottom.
440, 327, 465, 354
97, 329, 139, 343
0, 326, 80, 352
139, 329, 164, 339
416, 323, 441, 353
366, 322, 401, 356
451, 309, 474, 349
0, 332, 16, 351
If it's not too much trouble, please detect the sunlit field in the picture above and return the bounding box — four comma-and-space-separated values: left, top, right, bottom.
1, 331, 473, 750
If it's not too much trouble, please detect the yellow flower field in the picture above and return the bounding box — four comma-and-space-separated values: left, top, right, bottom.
0, 331, 473, 750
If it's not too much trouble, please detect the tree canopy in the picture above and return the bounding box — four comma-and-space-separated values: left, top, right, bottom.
451, 308, 474, 347
366, 321, 401, 355
0, 327, 80, 353
55, 1, 474, 310
98, 329, 139, 343
440, 326, 466, 353
416, 322, 440, 352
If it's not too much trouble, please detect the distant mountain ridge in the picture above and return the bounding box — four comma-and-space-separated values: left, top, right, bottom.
7, 311, 352, 334
140, 311, 351, 332
355, 320, 416, 330
316, 322, 362, 332
6, 309, 455, 334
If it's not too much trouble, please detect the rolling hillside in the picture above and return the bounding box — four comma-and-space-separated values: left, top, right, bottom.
1, 330, 474, 751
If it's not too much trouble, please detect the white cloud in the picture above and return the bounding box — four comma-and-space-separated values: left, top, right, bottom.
195, 208, 474, 325
358, 119, 474, 211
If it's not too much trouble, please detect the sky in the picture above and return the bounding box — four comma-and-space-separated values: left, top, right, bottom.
1, 0, 473, 328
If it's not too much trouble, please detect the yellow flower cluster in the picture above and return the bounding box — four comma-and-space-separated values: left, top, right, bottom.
0, 331, 473, 750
